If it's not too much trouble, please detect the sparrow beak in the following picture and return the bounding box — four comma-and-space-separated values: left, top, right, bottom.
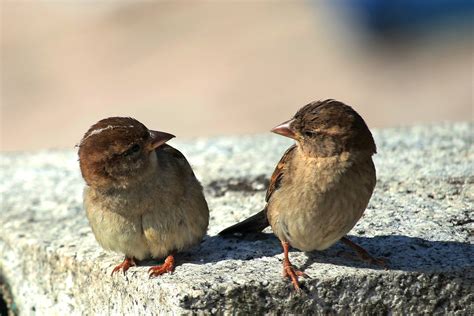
271, 119, 297, 139
148, 130, 175, 150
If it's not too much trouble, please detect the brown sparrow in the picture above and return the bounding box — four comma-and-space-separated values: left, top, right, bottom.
78, 117, 209, 277
220, 99, 385, 290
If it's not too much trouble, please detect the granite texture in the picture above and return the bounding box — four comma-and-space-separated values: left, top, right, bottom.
0, 123, 473, 315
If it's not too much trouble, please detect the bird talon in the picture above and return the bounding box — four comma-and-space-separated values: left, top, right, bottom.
283, 262, 306, 290
341, 237, 388, 269
371, 257, 388, 269
283, 264, 303, 291
111, 257, 136, 276
148, 265, 173, 278
281, 241, 306, 291
296, 271, 310, 278
148, 254, 175, 278
357, 250, 387, 268
111, 266, 121, 275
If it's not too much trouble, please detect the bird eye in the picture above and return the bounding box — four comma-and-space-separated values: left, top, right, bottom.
304, 131, 316, 137
123, 144, 141, 156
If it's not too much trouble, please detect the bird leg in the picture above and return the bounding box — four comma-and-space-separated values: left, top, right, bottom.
111, 256, 136, 276
281, 241, 307, 291
148, 254, 175, 278
341, 237, 387, 268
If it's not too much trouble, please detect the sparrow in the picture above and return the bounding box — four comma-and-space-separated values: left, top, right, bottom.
219, 99, 385, 290
78, 117, 209, 277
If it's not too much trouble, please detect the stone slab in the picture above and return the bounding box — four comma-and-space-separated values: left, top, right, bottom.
1, 123, 473, 314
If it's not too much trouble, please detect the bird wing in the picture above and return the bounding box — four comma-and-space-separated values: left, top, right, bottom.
219, 145, 296, 236
156, 144, 196, 178
143, 144, 209, 258
158, 143, 189, 164
265, 144, 296, 202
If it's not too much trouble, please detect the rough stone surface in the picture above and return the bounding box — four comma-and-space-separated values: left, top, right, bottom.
1, 123, 473, 315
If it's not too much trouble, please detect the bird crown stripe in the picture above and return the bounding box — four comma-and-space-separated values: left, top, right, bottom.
80, 125, 135, 145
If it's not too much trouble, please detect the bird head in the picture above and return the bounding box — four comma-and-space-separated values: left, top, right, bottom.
271, 99, 376, 158
78, 117, 174, 189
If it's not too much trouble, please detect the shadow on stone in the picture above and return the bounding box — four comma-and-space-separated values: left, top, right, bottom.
139, 233, 474, 273
0, 279, 12, 316
0, 293, 8, 316
137, 233, 282, 267
302, 235, 474, 272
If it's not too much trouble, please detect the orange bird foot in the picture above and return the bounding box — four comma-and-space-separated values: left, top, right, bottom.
281, 241, 309, 291
359, 253, 388, 268
148, 254, 175, 278
111, 257, 136, 276
283, 262, 309, 291
341, 236, 388, 269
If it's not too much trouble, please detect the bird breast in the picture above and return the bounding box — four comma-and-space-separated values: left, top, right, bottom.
268, 151, 376, 252
84, 151, 209, 260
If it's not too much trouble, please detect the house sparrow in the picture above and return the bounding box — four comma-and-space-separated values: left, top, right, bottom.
78, 117, 209, 277
220, 99, 385, 290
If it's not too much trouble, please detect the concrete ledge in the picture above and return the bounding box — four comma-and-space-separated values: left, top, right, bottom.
1, 123, 473, 314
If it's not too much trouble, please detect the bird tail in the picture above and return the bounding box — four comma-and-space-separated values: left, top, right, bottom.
219, 209, 269, 236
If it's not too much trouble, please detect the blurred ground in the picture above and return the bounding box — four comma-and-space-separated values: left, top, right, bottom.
1, 1, 472, 151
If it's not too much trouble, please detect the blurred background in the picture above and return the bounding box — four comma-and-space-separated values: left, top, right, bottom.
1, 0, 473, 152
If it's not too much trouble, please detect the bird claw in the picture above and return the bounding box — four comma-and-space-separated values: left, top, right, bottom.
340, 237, 389, 269
283, 264, 307, 291
148, 255, 175, 278
354, 249, 388, 269
148, 265, 173, 278
367, 256, 388, 269
111, 257, 136, 276
299, 271, 310, 278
